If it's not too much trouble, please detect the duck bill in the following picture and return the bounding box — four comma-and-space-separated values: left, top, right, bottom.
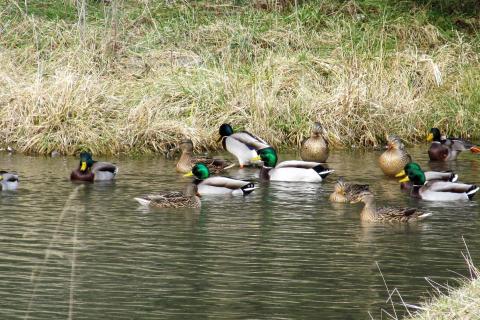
80, 161, 87, 172
426, 133, 434, 142
395, 170, 406, 178
250, 156, 262, 161
184, 171, 194, 177
398, 176, 410, 183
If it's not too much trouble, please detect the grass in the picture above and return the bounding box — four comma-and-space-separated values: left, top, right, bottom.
1, 0, 480, 155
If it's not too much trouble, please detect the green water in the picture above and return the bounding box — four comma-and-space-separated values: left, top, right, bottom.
1, 147, 480, 319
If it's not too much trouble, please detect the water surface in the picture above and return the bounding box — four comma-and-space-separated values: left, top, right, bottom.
1, 147, 480, 319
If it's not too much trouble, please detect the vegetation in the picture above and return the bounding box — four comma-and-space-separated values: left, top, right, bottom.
1, 0, 480, 155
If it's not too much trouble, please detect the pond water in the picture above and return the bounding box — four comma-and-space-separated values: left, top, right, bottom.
1, 146, 480, 319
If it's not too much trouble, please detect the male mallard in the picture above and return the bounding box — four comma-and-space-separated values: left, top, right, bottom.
134, 184, 201, 208
300, 122, 329, 162
378, 135, 412, 177
0, 171, 19, 190
70, 152, 118, 182
253, 147, 334, 182
218, 123, 271, 168
427, 128, 480, 161
395, 162, 458, 191
329, 177, 369, 203
398, 163, 479, 201
176, 139, 233, 174
184, 163, 255, 196
351, 191, 432, 223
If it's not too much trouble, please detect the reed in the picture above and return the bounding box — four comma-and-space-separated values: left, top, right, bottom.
1, 0, 479, 155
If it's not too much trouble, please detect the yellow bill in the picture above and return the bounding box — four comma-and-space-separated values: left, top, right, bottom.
398, 176, 410, 183
395, 170, 406, 178
80, 161, 87, 171
426, 133, 434, 142
183, 171, 194, 177
251, 156, 261, 161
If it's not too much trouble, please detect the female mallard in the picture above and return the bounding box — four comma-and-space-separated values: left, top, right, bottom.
395, 162, 458, 191
351, 191, 432, 223
378, 135, 412, 177
176, 139, 233, 174
134, 184, 201, 208
329, 177, 369, 203
253, 147, 334, 182
398, 164, 479, 201
184, 163, 255, 196
218, 123, 271, 168
300, 122, 329, 162
427, 128, 480, 161
70, 152, 118, 182
0, 171, 19, 190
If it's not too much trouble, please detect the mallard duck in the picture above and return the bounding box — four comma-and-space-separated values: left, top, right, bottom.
351, 191, 432, 223
378, 135, 412, 177
252, 147, 334, 182
395, 162, 458, 191
0, 171, 19, 190
70, 152, 118, 182
176, 139, 234, 174
398, 163, 479, 201
427, 128, 480, 161
300, 122, 329, 162
184, 163, 255, 196
329, 177, 369, 203
218, 123, 271, 168
134, 184, 201, 208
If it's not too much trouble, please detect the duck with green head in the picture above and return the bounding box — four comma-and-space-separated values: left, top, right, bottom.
184, 163, 255, 196
0, 171, 19, 191
398, 162, 478, 201
218, 123, 271, 168
427, 127, 480, 161
253, 147, 334, 182
70, 151, 118, 182
395, 162, 458, 192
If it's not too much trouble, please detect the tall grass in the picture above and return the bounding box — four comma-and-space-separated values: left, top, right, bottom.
1, 0, 480, 155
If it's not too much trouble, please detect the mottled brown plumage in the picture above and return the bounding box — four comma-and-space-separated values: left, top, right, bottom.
329, 177, 369, 203
134, 184, 201, 208
176, 139, 233, 174
300, 122, 329, 162
378, 135, 411, 177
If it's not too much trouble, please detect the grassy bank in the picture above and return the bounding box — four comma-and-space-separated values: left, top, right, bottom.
1, 0, 480, 155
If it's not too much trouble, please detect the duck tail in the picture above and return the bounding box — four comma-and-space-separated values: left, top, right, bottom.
470, 146, 480, 153
134, 197, 151, 206
241, 183, 256, 196
451, 173, 459, 183
467, 185, 479, 200
313, 164, 334, 179
418, 212, 433, 220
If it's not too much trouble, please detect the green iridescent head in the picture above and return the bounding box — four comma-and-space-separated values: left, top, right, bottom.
190, 163, 210, 180
257, 148, 278, 168
219, 123, 234, 137
78, 151, 94, 172
399, 163, 425, 185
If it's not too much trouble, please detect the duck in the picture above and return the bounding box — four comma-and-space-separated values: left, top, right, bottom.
378, 135, 412, 177
0, 171, 19, 190
134, 184, 201, 208
398, 163, 479, 201
351, 191, 432, 223
184, 163, 255, 196
70, 151, 118, 182
395, 162, 458, 192
300, 122, 329, 162
176, 139, 234, 174
427, 128, 480, 161
329, 177, 369, 203
218, 123, 271, 168
252, 147, 334, 182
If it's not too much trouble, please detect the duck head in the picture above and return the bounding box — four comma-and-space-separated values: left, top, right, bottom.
386, 135, 405, 150
350, 191, 375, 204
184, 163, 210, 180
427, 128, 442, 142
179, 139, 194, 153
78, 152, 95, 172
252, 147, 278, 168
219, 124, 234, 137
398, 164, 426, 185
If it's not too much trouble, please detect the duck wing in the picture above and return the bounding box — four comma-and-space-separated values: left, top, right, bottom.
92, 161, 118, 174
426, 181, 476, 193
424, 171, 458, 182
378, 207, 431, 222
230, 131, 270, 150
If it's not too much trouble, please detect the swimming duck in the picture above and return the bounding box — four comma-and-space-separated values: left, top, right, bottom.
70, 152, 118, 182
0, 171, 19, 190
427, 128, 480, 161
398, 164, 479, 201
300, 122, 329, 162
218, 123, 271, 168
378, 135, 412, 177
329, 177, 369, 203
134, 184, 201, 208
184, 163, 255, 196
252, 147, 334, 182
351, 191, 432, 223
395, 162, 458, 191
176, 139, 233, 174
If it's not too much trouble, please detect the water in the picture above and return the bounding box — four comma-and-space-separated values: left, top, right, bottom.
1, 147, 480, 319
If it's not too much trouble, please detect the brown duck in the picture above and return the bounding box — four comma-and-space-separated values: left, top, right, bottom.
329, 177, 369, 203
176, 139, 233, 174
300, 122, 329, 162
378, 135, 411, 177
